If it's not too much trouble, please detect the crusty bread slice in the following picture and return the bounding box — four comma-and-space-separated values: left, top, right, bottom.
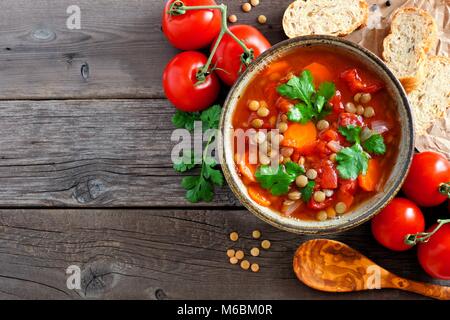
407, 56, 450, 135
282, 0, 368, 38
383, 7, 438, 92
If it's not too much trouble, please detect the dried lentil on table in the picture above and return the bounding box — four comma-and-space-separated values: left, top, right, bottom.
230, 232, 239, 241
227, 249, 235, 258
252, 230, 261, 239
235, 250, 244, 260
250, 247, 260, 257
261, 240, 271, 250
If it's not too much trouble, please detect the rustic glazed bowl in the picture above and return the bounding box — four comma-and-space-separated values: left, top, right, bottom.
219, 36, 414, 235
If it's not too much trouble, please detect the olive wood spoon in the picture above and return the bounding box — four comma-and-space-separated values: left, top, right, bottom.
293, 239, 450, 300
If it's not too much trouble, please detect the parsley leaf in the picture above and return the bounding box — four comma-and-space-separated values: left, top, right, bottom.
336, 144, 370, 180
363, 134, 386, 155
339, 125, 362, 144
173, 150, 198, 173
255, 164, 302, 196
280, 71, 335, 124
285, 161, 305, 176
301, 181, 315, 202
200, 104, 221, 130
182, 176, 214, 203
277, 70, 315, 106
172, 110, 200, 132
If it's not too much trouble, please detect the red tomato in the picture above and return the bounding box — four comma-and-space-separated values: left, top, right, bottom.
308, 196, 334, 210
163, 51, 220, 112
212, 25, 271, 86
417, 223, 450, 280
316, 160, 338, 189
162, 0, 222, 50
371, 198, 425, 251
402, 152, 450, 207
329, 90, 344, 113
340, 68, 384, 94
338, 113, 364, 127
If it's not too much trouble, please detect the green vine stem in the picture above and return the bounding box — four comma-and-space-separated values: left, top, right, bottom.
439, 182, 450, 198
168, 1, 254, 83
405, 219, 450, 246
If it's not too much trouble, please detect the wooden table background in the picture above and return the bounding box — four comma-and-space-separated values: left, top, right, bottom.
0, 0, 448, 300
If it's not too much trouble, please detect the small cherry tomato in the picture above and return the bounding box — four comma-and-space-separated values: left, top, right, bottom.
162, 0, 222, 50
212, 25, 271, 86
417, 222, 450, 280
163, 51, 220, 112
402, 151, 450, 207
371, 198, 425, 251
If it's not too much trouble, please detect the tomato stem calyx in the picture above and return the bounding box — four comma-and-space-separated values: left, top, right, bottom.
439, 182, 450, 198
167, 1, 255, 84
405, 219, 450, 246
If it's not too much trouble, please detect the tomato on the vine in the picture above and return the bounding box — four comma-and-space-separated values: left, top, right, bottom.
371, 198, 425, 251
402, 151, 450, 207
212, 25, 271, 86
163, 51, 220, 112
417, 223, 450, 280
162, 0, 222, 50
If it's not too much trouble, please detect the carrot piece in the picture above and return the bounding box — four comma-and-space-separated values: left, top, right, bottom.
236, 151, 257, 182
303, 62, 333, 85
248, 187, 271, 207
281, 122, 317, 150
265, 61, 290, 76
358, 158, 381, 192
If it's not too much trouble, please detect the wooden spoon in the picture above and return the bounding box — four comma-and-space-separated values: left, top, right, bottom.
293, 239, 450, 300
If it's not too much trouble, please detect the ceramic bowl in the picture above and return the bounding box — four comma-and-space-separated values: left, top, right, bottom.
219, 36, 414, 235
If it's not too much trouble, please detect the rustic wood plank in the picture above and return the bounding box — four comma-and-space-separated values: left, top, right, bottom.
0, 0, 291, 99
0, 99, 238, 207
0, 208, 447, 300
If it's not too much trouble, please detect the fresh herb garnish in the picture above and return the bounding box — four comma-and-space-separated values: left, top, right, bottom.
363, 134, 386, 155
173, 105, 224, 203
336, 124, 386, 179
336, 143, 370, 180
255, 162, 305, 196
301, 181, 316, 202
278, 70, 335, 124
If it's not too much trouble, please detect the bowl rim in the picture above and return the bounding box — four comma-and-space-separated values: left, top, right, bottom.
219, 35, 415, 235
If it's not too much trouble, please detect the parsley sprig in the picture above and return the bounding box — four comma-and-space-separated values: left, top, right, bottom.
255, 162, 305, 196
277, 70, 335, 124
336, 125, 386, 180
172, 105, 224, 203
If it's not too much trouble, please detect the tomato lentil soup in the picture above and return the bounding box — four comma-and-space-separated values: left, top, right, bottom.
232, 47, 400, 221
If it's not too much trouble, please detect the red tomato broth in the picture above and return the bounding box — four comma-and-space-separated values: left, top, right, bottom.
232, 47, 400, 221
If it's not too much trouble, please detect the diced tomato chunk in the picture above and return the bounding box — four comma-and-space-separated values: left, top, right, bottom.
329, 90, 344, 114
340, 179, 358, 195
319, 129, 339, 142
307, 196, 334, 210
275, 97, 294, 113
338, 112, 364, 127
336, 190, 354, 209
340, 68, 384, 94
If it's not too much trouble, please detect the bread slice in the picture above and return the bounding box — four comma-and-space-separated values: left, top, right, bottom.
282, 0, 368, 38
407, 56, 450, 135
383, 7, 438, 92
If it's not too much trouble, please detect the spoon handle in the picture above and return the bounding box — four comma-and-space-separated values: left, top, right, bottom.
386, 276, 450, 300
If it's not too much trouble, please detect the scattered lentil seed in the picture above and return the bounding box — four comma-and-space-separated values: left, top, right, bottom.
242, 3, 252, 12
360, 93, 372, 104
257, 106, 270, 117
235, 250, 245, 260
248, 100, 260, 111
283, 199, 295, 206
252, 230, 261, 239
230, 257, 238, 264
261, 240, 271, 250
251, 118, 264, 128
345, 102, 356, 113
316, 210, 328, 221
251, 263, 260, 272
250, 247, 260, 257
306, 169, 318, 180
227, 249, 236, 258
278, 122, 288, 133
250, 0, 260, 6
335, 202, 347, 214
240, 260, 250, 270
288, 191, 301, 201
281, 147, 294, 157
296, 175, 308, 188
280, 114, 288, 122
313, 191, 326, 203
259, 154, 270, 165
354, 93, 362, 103
356, 105, 365, 115
228, 14, 238, 23
364, 106, 375, 118
316, 120, 330, 131
257, 15, 267, 24
230, 232, 239, 241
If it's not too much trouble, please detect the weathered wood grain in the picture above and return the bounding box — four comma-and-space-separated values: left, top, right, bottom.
0, 209, 447, 300
0, 0, 291, 99
0, 99, 239, 207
